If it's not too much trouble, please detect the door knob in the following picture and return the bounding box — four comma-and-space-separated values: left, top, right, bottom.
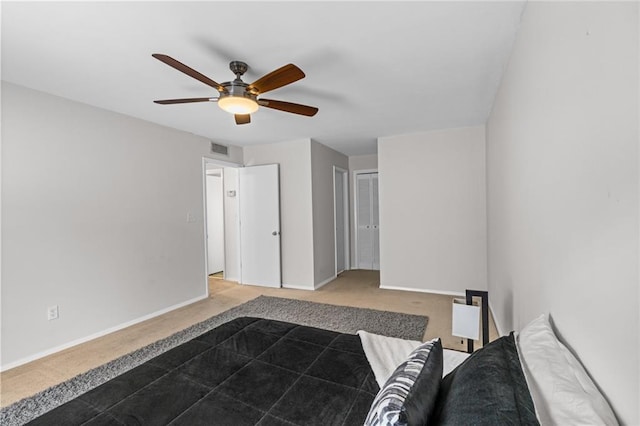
272, 231, 279, 236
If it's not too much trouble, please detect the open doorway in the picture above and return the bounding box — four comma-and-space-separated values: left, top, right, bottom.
202, 158, 241, 296
205, 169, 225, 277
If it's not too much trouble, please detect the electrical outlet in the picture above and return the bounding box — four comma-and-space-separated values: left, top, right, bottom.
47, 305, 59, 321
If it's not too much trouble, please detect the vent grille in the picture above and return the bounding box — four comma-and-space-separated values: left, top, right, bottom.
210, 142, 229, 156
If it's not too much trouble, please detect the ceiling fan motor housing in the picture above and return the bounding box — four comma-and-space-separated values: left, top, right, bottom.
221, 81, 256, 100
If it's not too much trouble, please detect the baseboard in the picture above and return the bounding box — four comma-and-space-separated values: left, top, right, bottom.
282, 283, 314, 291
379, 284, 465, 297
0, 294, 209, 372
314, 275, 336, 290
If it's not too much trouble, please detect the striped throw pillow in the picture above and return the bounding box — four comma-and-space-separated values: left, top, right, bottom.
364, 338, 442, 426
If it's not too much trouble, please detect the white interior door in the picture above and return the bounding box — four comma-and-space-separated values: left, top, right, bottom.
356, 172, 380, 270
239, 164, 281, 287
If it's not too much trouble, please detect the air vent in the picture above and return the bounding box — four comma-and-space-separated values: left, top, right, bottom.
210, 142, 229, 156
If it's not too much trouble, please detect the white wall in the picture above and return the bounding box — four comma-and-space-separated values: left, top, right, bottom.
348, 154, 378, 269
206, 174, 224, 274
310, 140, 349, 287
243, 140, 315, 289
378, 127, 487, 294
486, 2, 638, 424
1, 82, 242, 368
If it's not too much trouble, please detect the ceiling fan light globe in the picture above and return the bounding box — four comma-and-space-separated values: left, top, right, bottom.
218, 96, 259, 115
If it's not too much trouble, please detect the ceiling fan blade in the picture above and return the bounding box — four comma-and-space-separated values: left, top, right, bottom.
153, 97, 216, 105
258, 99, 318, 116
249, 64, 305, 94
152, 54, 223, 91
235, 114, 251, 125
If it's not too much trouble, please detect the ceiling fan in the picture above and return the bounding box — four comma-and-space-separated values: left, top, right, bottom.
152, 54, 319, 125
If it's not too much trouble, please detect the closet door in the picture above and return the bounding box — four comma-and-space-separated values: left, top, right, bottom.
356, 172, 379, 270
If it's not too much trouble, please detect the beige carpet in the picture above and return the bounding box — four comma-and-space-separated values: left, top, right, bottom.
1, 296, 428, 425
1, 270, 497, 407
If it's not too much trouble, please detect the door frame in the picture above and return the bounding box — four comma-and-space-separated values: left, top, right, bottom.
201, 157, 241, 296
353, 169, 378, 270
333, 166, 349, 275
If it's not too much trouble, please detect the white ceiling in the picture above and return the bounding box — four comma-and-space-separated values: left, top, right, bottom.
1, 1, 525, 156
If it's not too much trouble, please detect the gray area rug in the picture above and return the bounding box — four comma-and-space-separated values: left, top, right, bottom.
1, 295, 428, 425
